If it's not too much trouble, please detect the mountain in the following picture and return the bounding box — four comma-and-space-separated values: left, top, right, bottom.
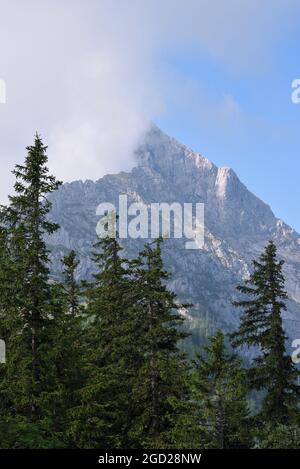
47, 124, 300, 350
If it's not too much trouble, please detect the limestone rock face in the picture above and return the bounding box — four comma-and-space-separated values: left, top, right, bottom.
47, 125, 300, 348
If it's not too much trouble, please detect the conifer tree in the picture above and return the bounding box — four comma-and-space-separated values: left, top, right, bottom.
129, 238, 190, 448
70, 234, 138, 448
61, 250, 81, 315
0, 135, 62, 428
192, 330, 251, 449
231, 241, 300, 425
51, 250, 86, 445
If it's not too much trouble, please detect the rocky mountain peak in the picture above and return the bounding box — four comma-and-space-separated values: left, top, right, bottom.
48, 124, 300, 348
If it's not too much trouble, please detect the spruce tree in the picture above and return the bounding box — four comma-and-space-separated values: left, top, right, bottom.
129, 238, 190, 448
192, 330, 251, 449
70, 234, 138, 448
61, 250, 81, 315
51, 250, 86, 445
231, 241, 300, 425
0, 135, 62, 431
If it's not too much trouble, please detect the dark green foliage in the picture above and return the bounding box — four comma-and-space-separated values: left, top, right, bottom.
0, 135, 62, 445
69, 235, 138, 448
128, 239, 190, 448
69, 237, 191, 449
0, 416, 62, 449
257, 423, 300, 448
231, 241, 300, 425
61, 250, 81, 315
50, 250, 87, 446
192, 330, 251, 448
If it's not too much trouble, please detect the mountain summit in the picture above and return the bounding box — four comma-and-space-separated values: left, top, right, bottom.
48, 125, 300, 347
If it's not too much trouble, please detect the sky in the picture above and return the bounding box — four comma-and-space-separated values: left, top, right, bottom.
0, 0, 300, 230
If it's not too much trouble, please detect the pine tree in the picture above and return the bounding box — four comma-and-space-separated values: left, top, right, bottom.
129, 238, 190, 448
192, 330, 251, 449
231, 240, 300, 425
0, 135, 62, 436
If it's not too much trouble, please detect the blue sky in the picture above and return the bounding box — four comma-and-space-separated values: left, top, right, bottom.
0, 0, 300, 231
156, 30, 300, 231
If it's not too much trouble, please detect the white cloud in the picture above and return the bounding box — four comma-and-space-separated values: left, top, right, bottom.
0, 0, 299, 201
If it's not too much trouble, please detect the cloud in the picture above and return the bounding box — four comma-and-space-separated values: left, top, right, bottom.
0, 0, 299, 202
